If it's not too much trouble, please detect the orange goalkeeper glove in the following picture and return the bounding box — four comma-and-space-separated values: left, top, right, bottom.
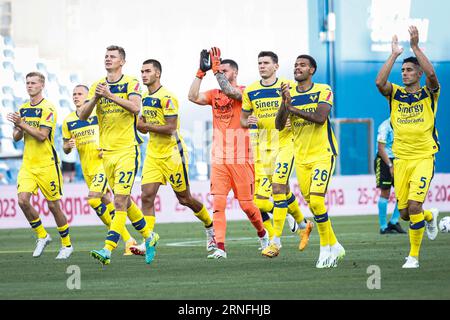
210, 47, 222, 75
196, 49, 211, 79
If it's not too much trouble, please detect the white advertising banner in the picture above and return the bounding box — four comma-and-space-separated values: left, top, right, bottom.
1, 174, 449, 229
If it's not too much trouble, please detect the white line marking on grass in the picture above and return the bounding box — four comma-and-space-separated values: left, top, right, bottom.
0, 250, 34, 254
166, 235, 298, 247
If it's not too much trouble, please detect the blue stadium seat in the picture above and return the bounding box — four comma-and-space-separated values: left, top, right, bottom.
59, 99, 71, 109
13, 139, 24, 151
59, 85, 70, 96
2, 86, 13, 95
2, 61, 14, 72
48, 73, 57, 82
74, 161, 84, 182
0, 166, 9, 184
70, 73, 80, 84
3, 36, 15, 47
6, 164, 19, 184
13, 96, 25, 108
13, 72, 23, 82
2, 49, 14, 59
2, 99, 14, 109
36, 62, 48, 73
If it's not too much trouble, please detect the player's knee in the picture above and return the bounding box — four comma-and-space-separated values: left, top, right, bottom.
177, 195, 191, 207
213, 195, 227, 211
309, 196, 326, 215
88, 191, 102, 200
141, 191, 156, 206
101, 193, 111, 204
239, 200, 257, 214
113, 195, 128, 211
408, 202, 422, 216
400, 209, 410, 221
272, 183, 286, 195
47, 200, 60, 213
18, 195, 31, 210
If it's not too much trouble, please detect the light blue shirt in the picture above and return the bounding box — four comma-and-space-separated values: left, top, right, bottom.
376, 119, 394, 158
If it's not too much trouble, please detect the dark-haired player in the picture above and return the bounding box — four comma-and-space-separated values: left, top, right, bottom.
62, 85, 137, 255
241, 51, 313, 259
189, 48, 269, 259
277, 54, 344, 268
79, 45, 155, 265
129, 59, 215, 262
375, 26, 440, 268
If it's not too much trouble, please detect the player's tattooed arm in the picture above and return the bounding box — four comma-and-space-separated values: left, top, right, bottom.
287, 103, 330, 125
409, 26, 439, 90
215, 73, 242, 101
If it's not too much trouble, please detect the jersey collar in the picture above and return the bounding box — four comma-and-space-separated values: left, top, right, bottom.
260, 78, 278, 87
30, 98, 45, 107
296, 83, 314, 94
148, 85, 163, 96
106, 74, 124, 84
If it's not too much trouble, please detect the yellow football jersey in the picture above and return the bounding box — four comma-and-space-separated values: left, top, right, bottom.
62, 111, 102, 176
87, 74, 143, 151
141, 86, 184, 158
389, 84, 440, 159
242, 78, 293, 152
288, 82, 338, 163
19, 98, 59, 168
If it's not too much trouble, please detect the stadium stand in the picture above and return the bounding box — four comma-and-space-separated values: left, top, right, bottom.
0, 34, 82, 183
0, 34, 201, 184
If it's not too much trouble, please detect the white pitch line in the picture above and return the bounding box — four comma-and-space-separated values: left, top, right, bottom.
0, 250, 34, 254
166, 235, 297, 247
166, 237, 255, 247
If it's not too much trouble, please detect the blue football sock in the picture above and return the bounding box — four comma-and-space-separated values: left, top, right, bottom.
390, 202, 400, 225
378, 197, 388, 230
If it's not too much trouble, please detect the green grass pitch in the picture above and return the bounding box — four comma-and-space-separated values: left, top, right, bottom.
1, 214, 449, 300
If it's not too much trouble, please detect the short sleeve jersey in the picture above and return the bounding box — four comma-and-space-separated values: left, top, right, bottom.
62, 110, 102, 176
388, 83, 440, 159
242, 78, 293, 152
19, 98, 59, 168
87, 74, 143, 151
288, 82, 338, 163
141, 86, 182, 158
